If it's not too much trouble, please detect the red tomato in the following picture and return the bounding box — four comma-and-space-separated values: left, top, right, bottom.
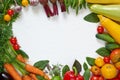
10, 37, 17, 45
90, 75, 104, 80
90, 75, 99, 80
13, 44, 20, 50
98, 76, 104, 80
7, 9, 14, 16
76, 74, 84, 80
103, 56, 110, 63
97, 26, 104, 34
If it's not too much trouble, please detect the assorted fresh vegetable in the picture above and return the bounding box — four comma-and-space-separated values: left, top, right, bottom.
86, 0, 120, 4
1, 0, 120, 80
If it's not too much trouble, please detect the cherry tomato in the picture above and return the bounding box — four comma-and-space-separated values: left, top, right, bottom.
103, 56, 110, 63
117, 72, 120, 79
13, 44, 20, 50
90, 75, 104, 80
90, 75, 99, 80
76, 74, 84, 80
112, 78, 119, 80
97, 26, 104, 34
4, 14, 11, 22
10, 37, 17, 45
7, 9, 14, 16
98, 76, 104, 80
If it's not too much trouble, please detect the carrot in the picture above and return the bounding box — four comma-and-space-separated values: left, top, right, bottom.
22, 75, 32, 80
29, 73, 38, 80
17, 54, 26, 63
4, 63, 22, 80
25, 64, 50, 80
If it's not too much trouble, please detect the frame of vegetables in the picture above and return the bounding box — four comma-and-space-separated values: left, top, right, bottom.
0, 0, 120, 80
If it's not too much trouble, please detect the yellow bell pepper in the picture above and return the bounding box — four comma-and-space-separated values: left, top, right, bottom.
86, 0, 120, 4
98, 15, 120, 44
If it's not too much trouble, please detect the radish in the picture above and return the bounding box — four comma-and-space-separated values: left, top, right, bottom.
58, 0, 66, 12
39, 0, 54, 17
50, 0, 58, 15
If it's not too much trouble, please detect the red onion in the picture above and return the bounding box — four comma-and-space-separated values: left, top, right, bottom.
30, 0, 39, 6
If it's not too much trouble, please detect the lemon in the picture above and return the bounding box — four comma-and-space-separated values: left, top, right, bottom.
101, 64, 117, 79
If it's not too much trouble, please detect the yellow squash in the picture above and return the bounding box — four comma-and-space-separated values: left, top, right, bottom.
86, 0, 120, 4
98, 15, 120, 44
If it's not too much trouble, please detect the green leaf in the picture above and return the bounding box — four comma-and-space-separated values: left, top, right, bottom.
83, 69, 90, 80
16, 49, 29, 59
72, 59, 82, 74
83, 62, 88, 71
34, 60, 49, 70
84, 13, 99, 23
0, 61, 4, 72
86, 57, 95, 66
96, 47, 110, 57
36, 75, 45, 80
62, 65, 70, 77
105, 43, 120, 51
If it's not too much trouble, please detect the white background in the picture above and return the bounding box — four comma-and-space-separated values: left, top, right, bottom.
13, 4, 104, 73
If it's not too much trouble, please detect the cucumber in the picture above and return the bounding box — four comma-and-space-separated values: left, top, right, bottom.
105, 43, 120, 51
96, 33, 115, 43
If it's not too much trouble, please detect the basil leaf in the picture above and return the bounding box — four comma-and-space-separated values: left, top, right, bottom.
83, 69, 90, 80
83, 62, 88, 71
84, 13, 99, 23
86, 57, 95, 66
34, 60, 49, 70
62, 65, 70, 77
72, 59, 82, 74
96, 47, 110, 57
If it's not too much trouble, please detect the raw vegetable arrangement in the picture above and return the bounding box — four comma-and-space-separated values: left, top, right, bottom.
0, 0, 120, 80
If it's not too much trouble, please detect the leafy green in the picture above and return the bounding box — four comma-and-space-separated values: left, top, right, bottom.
86, 57, 95, 66
83, 62, 88, 71
0, 61, 4, 72
34, 60, 49, 70
96, 47, 110, 57
83, 69, 90, 80
72, 59, 81, 74
62, 65, 70, 77
84, 13, 99, 23
16, 49, 29, 59
36, 75, 45, 80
